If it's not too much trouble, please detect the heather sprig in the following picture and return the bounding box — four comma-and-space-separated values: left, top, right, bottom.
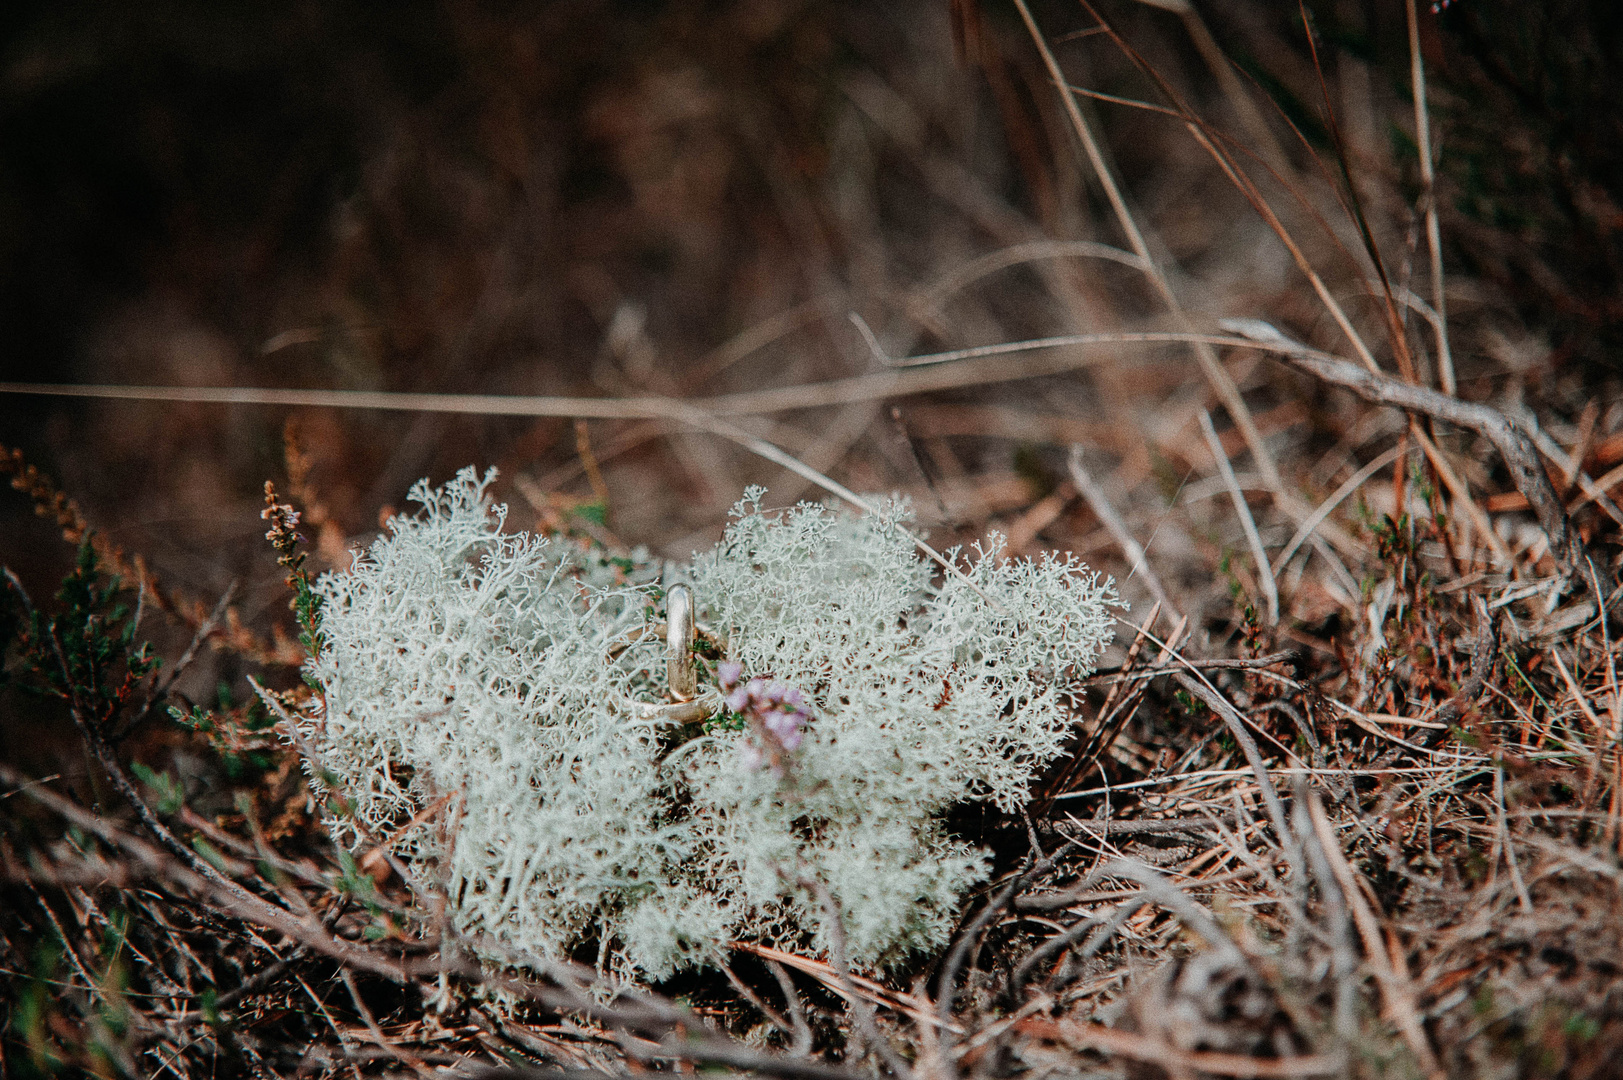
1, 538, 158, 715
718, 660, 813, 774
262, 481, 324, 659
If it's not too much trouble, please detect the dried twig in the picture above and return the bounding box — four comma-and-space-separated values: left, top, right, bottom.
1170, 670, 1295, 860
796, 875, 913, 1079
934, 850, 1060, 1078
1026, 1016, 1345, 1078
1221, 318, 1586, 578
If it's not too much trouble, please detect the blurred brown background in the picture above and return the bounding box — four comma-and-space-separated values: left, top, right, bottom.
1, 0, 1619, 701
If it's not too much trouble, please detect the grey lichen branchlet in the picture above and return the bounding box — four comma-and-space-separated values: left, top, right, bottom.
298, 467, 1120, 980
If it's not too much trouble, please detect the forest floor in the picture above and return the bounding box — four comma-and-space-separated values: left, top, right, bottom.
2, 2, 1621, 1077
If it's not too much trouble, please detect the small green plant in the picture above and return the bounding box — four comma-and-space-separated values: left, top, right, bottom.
129, 762, 184, 815
298, 468, 1120, 978
0, 538, 158, 723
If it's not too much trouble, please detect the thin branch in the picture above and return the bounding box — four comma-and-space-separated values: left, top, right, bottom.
1036, 1016, 1345, 1078
935, 852, 1057, 1076
44, 624, 270, 901
1493, 765, 1534, 914
1221, 318, 1587, 578
765, 958, 815, 1056
1172, 671, 1296, 864
796, 874, 913, 1080
715, 954, 798, 1047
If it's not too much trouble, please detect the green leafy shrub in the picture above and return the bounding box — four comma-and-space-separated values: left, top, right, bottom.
298, 468, 1118, 978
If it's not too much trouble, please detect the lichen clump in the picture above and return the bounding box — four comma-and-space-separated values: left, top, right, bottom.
301, 468, 1118, 978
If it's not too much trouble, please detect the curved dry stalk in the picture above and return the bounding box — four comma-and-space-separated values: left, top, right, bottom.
1172, 671, 1295, 866
1039, 1016, 1346, 1079
1221, 318, 1587, 579
1304, 790, 1443, 1079
1010, 0, 1287, 505
1273, 443, 1410, 575
909, 239, 1146, 317
796, 874, 914, 1080
1066, 446, 1177, 617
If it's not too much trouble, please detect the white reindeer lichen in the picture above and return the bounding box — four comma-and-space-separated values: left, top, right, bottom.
301, 468, 1119, 979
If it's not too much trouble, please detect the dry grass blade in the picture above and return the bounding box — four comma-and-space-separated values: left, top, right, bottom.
1073, 0, 1391, 381
1273, 442, 1408, 576
1067, 445, 1177, 616
1011, 0, 1288, 508
1199, 407, 1279, 623
1305, 788, 1443, 1080
1406, 0, 1455, 395
909, 239, 1146, 317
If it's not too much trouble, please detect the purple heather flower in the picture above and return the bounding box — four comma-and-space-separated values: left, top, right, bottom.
722, 666, 814, 774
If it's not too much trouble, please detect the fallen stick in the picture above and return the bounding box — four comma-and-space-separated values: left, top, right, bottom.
1221, 318, 1588, 580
